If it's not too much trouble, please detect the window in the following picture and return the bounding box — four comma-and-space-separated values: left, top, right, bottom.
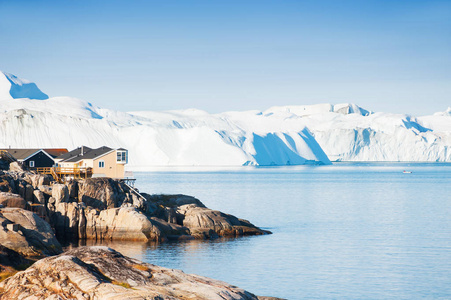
117, 151, 127, 163
29, 161, 35, 167
99, 160, 105, 168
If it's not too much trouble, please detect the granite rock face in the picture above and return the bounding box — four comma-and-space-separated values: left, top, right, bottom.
0, 165, 270, 242
0, 208, 62, 257
51, 184, 69, 204
55, 179, 270, 242
0, 246, 262, 300
84, 207, 187, 241
8, 162, 23, 173
179, 204, 270, 238
78, 178, 122, 210
0, 192, 26, 209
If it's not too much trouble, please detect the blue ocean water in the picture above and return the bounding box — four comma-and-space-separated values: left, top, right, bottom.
90, 163, 451, 299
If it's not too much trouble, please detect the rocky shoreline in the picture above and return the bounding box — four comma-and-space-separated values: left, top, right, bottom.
0, 161, 281, 299
1, 162, 270, 242
1, 246, 283, 300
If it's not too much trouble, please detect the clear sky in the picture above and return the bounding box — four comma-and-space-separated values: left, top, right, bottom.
0, 0, 450, 115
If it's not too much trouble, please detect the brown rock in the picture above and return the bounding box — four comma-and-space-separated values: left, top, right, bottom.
78, 178, 118, 209
0, 246, 261, 300
66, 179, 78, 199
25, 173, 50, 189
8, 162, 23, 172
179, 204, 270, 238
52, 202, 82, 239
32, 190, 45, 204
0, 208, 62, 257
85, 207, 167, 241
24, 184, 33, 203
51, 184, 69, 204
38, 185, 53, 196
0, 192, 26, 209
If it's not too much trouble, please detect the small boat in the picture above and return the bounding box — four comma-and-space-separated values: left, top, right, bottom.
403, 170, 412, 174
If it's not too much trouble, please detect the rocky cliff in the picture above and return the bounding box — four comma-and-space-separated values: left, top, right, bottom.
0, 162, 270, 243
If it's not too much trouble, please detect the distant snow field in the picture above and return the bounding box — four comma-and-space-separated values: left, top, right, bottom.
0, 71, 450, 169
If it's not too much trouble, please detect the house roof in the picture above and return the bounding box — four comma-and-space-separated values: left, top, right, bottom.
0, 148, 68, 160
0, 149, 41, 160
55, 146, 92, 161
59, 146, 115, 163
43, 148, 69, 158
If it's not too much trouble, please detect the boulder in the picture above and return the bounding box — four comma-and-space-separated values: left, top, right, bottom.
24, 184, 33, 203
78, 178, 119, 209
0, 246, 262, 300
8, 162, 23, 172
0, 192, 26, 209
51, 202, 82, 239
52, 184, 69, 204
32, 190, 45, 204
0, 208, 62, 257
28, 203, 49, 223
146, 194, 206, 208
84, 207, 186, 242
178, 204, 270, 238
25, 173, 51, 189
66, 179, 78, 199
38, 185, 53, 196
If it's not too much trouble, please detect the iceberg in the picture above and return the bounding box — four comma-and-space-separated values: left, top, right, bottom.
0, 71, 48, 100
0, 71, 449, 168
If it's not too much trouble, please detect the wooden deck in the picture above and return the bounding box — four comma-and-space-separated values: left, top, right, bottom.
35, 167, 93, 183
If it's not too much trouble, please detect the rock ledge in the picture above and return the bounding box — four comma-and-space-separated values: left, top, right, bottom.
0, 246, 283, 300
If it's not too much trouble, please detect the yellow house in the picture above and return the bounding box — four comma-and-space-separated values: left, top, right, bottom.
55, 146, 128, 178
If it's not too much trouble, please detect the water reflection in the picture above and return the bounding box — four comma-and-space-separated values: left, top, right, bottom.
63, 236, 253, 266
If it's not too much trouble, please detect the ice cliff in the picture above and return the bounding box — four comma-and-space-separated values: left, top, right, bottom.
0, 71, 450, 168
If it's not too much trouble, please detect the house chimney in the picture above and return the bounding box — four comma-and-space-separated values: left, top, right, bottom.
81, 146, 84, 156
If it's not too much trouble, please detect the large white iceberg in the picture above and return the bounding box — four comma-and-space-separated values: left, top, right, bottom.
0, 71, 450, 168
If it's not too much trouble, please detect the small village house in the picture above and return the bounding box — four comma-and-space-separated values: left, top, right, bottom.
55, 146, 128, 179
0, 148, 68, 168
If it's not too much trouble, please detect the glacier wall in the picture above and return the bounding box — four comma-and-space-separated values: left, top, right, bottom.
0, 71, 450, 168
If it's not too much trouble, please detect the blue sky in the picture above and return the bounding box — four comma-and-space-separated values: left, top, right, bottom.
0, 0, 450, 115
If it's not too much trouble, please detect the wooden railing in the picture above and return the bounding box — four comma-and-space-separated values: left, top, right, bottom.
35, 167, 93, 183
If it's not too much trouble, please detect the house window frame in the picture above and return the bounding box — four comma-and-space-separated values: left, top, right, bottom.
117, 150, 127, 163
29, 160, 35, 168
99, 160, 105, 168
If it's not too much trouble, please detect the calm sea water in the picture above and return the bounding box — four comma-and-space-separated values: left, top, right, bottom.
77, 163, 451, 299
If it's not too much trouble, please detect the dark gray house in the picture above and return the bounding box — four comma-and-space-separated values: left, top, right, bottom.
0, 148, 68, 168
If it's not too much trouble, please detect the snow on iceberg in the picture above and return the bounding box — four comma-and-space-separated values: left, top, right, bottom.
0, 71, 449, 167
0, 71, 48, 100
0, 73, 331, 167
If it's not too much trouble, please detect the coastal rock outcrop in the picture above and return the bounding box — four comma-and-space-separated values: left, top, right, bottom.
0, 246, 262, 300
8, 162, 23, 173
0, 192, 25, 208
0, 208, 62, 257
0, 162, 270, 242
179, 204, 270, 238
84, 206, 189, 241
78, 178, 122, 210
